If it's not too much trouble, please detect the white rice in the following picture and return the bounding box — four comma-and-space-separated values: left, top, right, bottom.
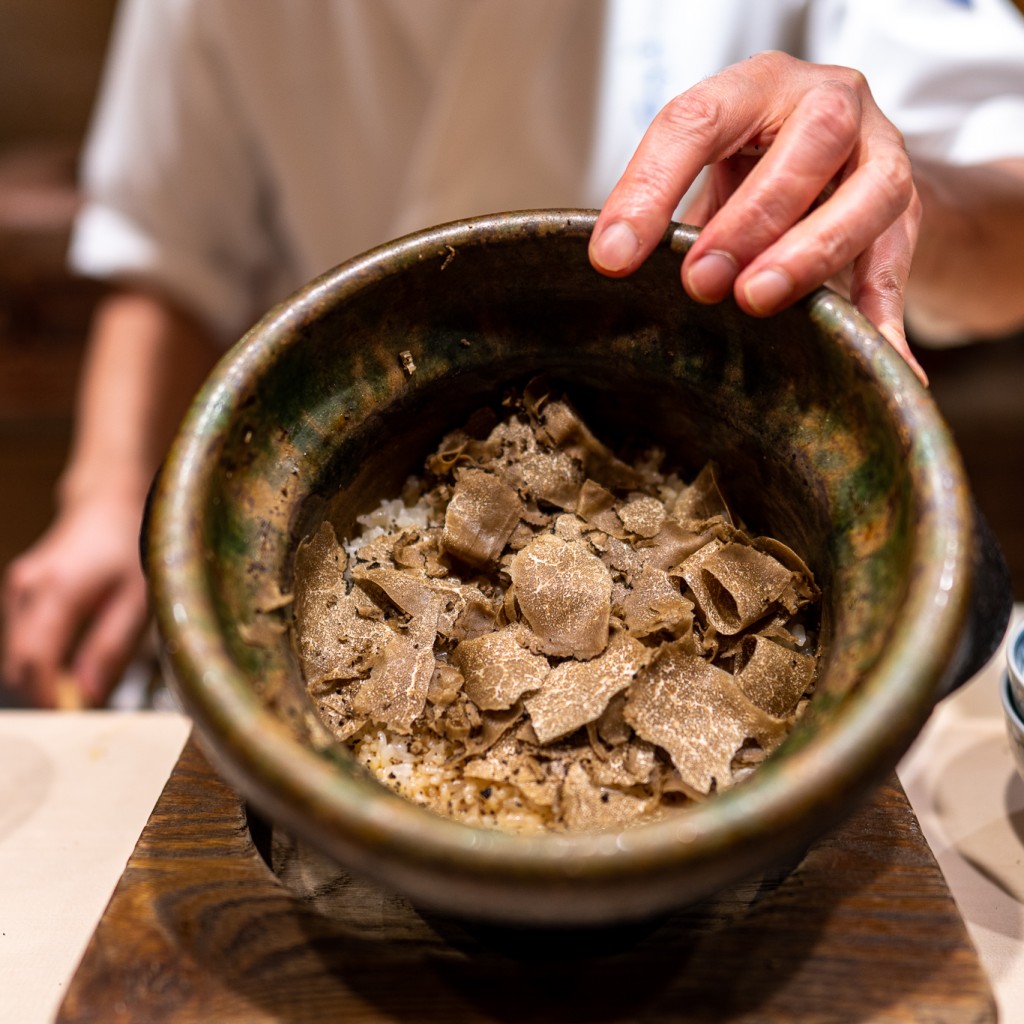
344, 490, 433, 558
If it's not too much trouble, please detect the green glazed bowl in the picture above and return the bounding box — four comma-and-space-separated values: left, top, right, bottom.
145, 210, 1010, 926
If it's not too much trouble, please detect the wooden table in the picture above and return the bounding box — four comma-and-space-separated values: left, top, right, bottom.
54, 744, 997, 1022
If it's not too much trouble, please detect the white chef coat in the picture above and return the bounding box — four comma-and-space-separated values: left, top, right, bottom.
69, 0, 1024, 344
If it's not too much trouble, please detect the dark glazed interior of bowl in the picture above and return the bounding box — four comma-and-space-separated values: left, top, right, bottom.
148, 210, 975, 925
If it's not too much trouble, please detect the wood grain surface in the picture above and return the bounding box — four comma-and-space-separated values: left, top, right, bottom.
58, 734, 995, 1023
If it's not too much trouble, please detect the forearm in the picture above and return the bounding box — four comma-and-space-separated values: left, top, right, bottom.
59, 289, 221, 509
910, 157, 1024, 342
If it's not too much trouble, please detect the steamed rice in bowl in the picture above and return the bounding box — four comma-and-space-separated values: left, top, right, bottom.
292, 380, 821, 834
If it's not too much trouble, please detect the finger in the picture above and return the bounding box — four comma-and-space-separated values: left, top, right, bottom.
683, 79, 864, 303
590, 62, 781, 276
2, 588, 80, 706
678, 178, 716, 227
731, 140, 914, 317
848, 186, 920, 329
54, 672, 88, 711
2, 555, 109, 706
72, 582, 150, 707
678, 154, 763, 229
876, 321, 926, 386
849, 209, 928, 385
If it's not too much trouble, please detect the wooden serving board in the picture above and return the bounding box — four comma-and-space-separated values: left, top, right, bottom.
58, 734, 995, 1023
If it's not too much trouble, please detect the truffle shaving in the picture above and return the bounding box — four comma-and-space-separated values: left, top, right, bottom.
351, 599, 442, 733
442, 468, 524, 569
620, 564, 695, 640
292, 522, 393, 688
561, 762, 657, 831
671, 462, 732, 525
618, 495, 666, 538
508, 533, 611, 659
453, 626, 550, 711
525, 632, 652, 744
681, 541, 795, 635
625, 643, 788, 794
736, 635, 816, 718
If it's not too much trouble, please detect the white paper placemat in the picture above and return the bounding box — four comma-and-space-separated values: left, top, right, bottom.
0, 710, 189, 1024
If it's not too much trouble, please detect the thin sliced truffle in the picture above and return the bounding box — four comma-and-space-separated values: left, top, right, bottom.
452, 626, 550, 711
450, 591, 500, 642
736, 635, 816, 718
625, 643, 788, 794
351, 600, 442, 733
461, 706, 527, 757
576, 479, 626, 538
525, 383, 643, 491
620, 563, 695, 640
442, 468, 523, 568
508, 533, 611, 659
682, 541, 795, 635
751, 534, 821, 613
671, 462, 732, 524
435, 693, 483, 741
350, 637, 437, 733
485, 417, 583, 511
598, 535, 645, 580
553, 513, 586, 543
639, 520, 724, 572
618, 495, 666, 538
561, 762, 656, 831
593, 691, 632, 749
392, 529, 449, 578
292, 522, 393, 688
586, 739, 658, 787
352, 566, 463, 630
426, 662, 464, 707
317, 684, 366, 741
514, 447, 583, 510
525, 632, 651, 744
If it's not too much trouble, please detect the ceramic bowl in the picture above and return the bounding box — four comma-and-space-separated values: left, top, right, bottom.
145, 210, 1011, 926
1001, 669, 1024, 782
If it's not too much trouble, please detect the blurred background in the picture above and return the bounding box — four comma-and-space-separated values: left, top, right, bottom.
1, 0, 1022, 704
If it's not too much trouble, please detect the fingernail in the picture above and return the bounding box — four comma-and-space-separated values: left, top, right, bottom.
686, 250, 739, 303
591, 221, 640, 273
744, 268, 794, 314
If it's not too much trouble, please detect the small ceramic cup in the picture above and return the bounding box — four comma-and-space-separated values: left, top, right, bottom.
1002, 617, 1024, 781
1007, 615, 1024, 712
1001, 675, 1024, 783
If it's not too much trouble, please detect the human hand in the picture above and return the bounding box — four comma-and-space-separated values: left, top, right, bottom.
589, 50, 926, 382
2, 490, 149, 708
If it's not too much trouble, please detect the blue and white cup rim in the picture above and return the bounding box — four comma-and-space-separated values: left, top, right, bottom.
1008, 616, 1024, 709
1002, 667, 1024, 731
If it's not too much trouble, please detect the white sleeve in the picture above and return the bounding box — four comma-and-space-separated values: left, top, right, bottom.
806, 0, 1024, 165
68, 0, 275, 343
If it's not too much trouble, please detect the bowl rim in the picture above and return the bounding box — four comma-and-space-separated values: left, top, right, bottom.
147, 209, 975, 885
